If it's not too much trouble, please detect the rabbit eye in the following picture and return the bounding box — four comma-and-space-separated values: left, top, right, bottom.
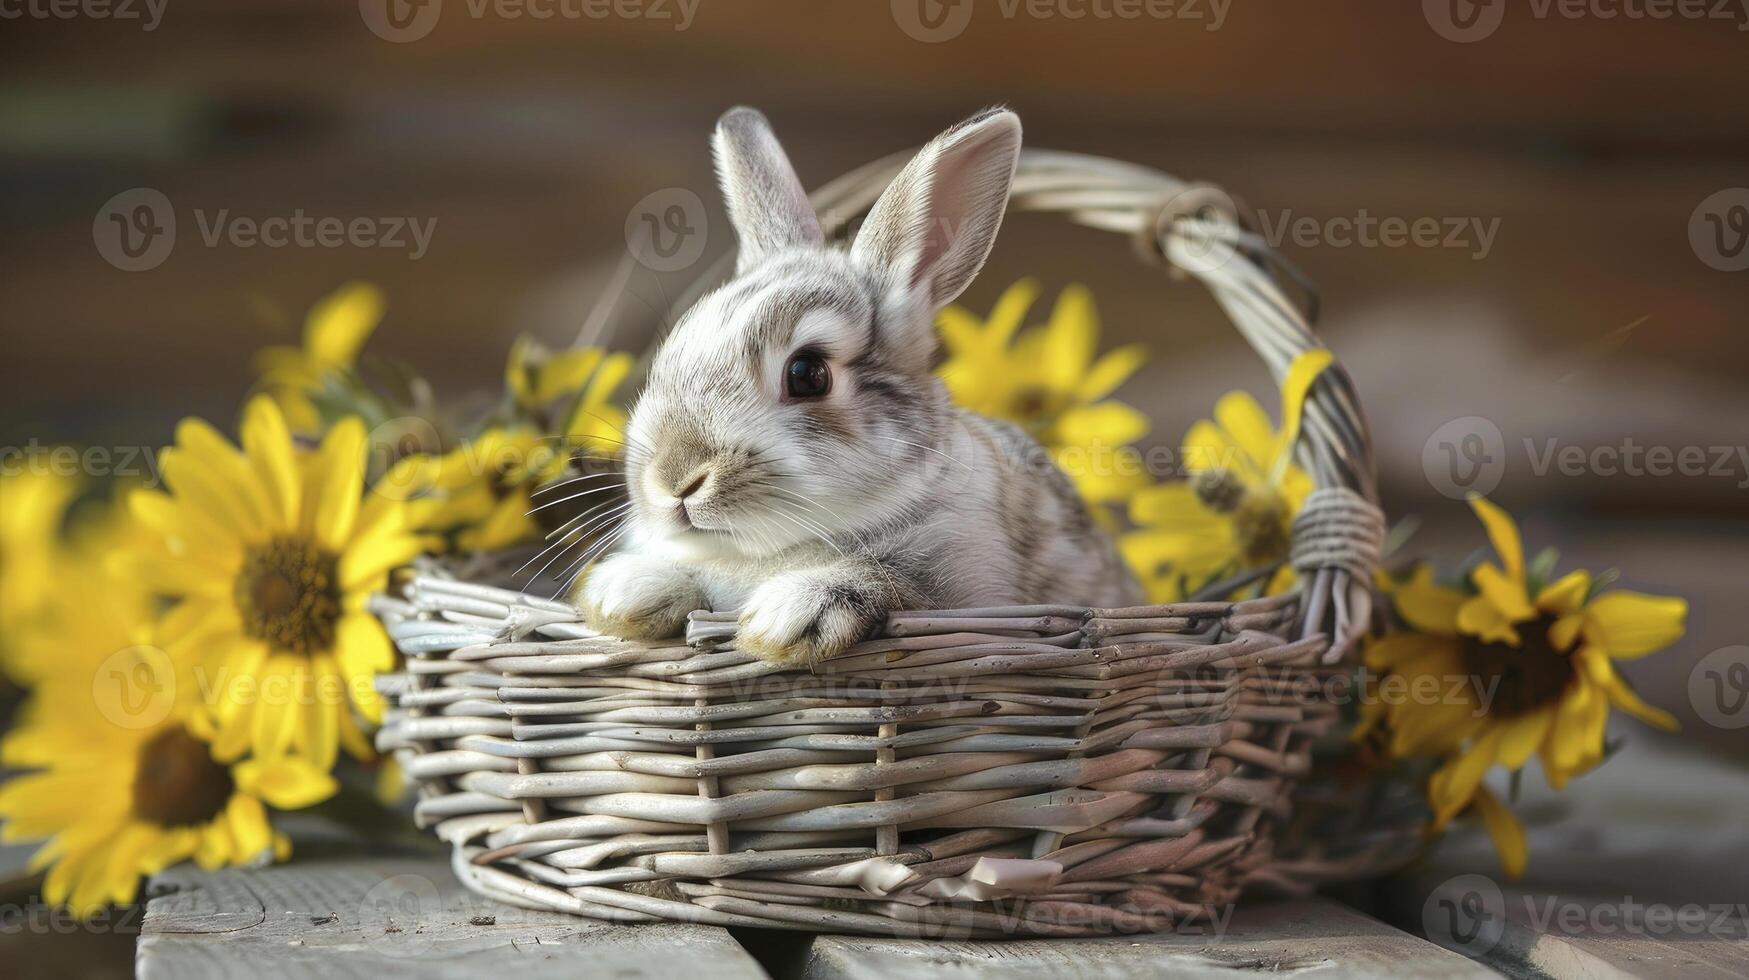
784, 353, 831, 399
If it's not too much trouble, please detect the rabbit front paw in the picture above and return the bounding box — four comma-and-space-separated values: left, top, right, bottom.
737, 568, 889, 667
577, 552, 707, 640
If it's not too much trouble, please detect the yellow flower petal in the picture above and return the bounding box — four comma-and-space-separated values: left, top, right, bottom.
1182, 419, 1243, 478
1052, 401, 1150, 451
307, 417, 365, 549
1494, 707, 1554, 771
226, 794, 272, 861
1548, 613, 1584, 653
241, 396, 302, 528
1542, 675, 1604, 787
251, 657, 302, 760
1535, 569, 1592, 618
1389, 694, 1486, 759
1583, 591, 1687, 660
1392, 565, 1465, 636
1466, 494, 1526, 585
1212, 391, 1276, 478
535, 347, 605, 407
1270, 349, 1333, 482
159, 446, 258, 541
584, 351, 634, 407
304, 656, 342, 769
1456, 594, 1522, 646
1472, 561, 1535, 622
1471, 786, 1528, 880
236, 759, 338, 811
1077, 343, 1148, 402
1039, 283, 1098, 388
1579, 646, 1679, 732
304, 281, 383, 368
1429, 727, 1504, 828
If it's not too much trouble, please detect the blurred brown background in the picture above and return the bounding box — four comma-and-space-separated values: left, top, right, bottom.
3, 0, 1745, 754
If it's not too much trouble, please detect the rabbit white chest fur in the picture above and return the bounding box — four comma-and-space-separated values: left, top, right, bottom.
578, 107, 1141, 664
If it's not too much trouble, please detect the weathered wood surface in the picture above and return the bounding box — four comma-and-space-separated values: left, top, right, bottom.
136, 849, 769, 980
1486, 892, 1748, 980
1402, 732, 1749, 980
798, 896, 1495, 980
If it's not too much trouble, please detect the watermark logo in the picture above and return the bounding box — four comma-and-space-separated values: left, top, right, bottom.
1690, 188, 1749, 272
1423, 0, 1505, 42
1423, 873, 1507, 957
367, 416, 444, 501
359, 873, 442, 956
1690, 645, 1749, 729
94, 188, 176, 272
892, 0, 975, 41
625, 188, 707, 272
359, 0, 443, 42
1423, 416, 1506, 499
91, 645, 177, 730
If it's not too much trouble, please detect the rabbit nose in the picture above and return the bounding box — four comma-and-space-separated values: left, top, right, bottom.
673, 468, 712, 501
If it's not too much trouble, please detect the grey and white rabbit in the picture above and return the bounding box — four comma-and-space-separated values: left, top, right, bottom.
578, 106, 1141, 665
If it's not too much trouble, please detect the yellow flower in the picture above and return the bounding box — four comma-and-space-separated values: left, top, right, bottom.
5, 495, 158, 702
0, 465, 83, 680
416, 428, 560, 552
561, 351, 634, 453
0, 701, 333, 916
253, 282, 385, 433
1121, 349, 1331, 601
938, 280, 1151, 508
123, 396, 427, 767
507, 337, 633, 435
1362, 494, 1686, 877
414, 342, 631, 553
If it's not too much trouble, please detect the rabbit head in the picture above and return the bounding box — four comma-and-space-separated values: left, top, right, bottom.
622, 106, 1022, 561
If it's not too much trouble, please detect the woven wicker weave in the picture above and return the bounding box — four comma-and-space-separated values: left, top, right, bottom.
374, 148, 1386, 937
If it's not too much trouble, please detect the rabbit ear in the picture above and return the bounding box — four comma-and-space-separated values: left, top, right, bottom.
712, 107, 824, 272
851, 108, 1021, 311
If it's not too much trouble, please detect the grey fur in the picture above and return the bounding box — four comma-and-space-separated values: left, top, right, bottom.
579, 107, 1141, 665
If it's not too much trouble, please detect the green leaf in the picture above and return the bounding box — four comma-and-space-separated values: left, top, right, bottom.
1526, 547, 1561, 595
1586, 569, 1622, 602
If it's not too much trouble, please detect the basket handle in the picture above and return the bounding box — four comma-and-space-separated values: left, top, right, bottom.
669, 148, 1383, 661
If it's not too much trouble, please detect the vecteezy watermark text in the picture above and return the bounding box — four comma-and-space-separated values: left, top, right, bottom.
1254, 208, 1500, 260
0, 0, 166, 29
1425, 0, 1749, 42
359, 0, 698, 43
1422, 416, 1749, 499
1424, 874, 1748, 959
1, 441, 162, 486
892, 0, 1230, 43
94, 188, 436, 271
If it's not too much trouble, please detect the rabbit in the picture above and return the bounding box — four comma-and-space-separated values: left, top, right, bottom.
577, 106, 1142, 665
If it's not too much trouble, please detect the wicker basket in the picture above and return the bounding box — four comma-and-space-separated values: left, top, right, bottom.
374, 148, 1390, 937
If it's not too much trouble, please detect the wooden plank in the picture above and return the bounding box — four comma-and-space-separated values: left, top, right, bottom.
1397, 734, 1749, 978
1487, 892, 1748, 980
799, 896, 1493, 980
137, 849, 769, 980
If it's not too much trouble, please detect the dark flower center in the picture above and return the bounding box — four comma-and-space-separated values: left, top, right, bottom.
1010, 384, 1066, 426
1461, 614, 1577, 717
235, 535, 340, 655
132, 726, 234, 828
1232, 492, 1291, 567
